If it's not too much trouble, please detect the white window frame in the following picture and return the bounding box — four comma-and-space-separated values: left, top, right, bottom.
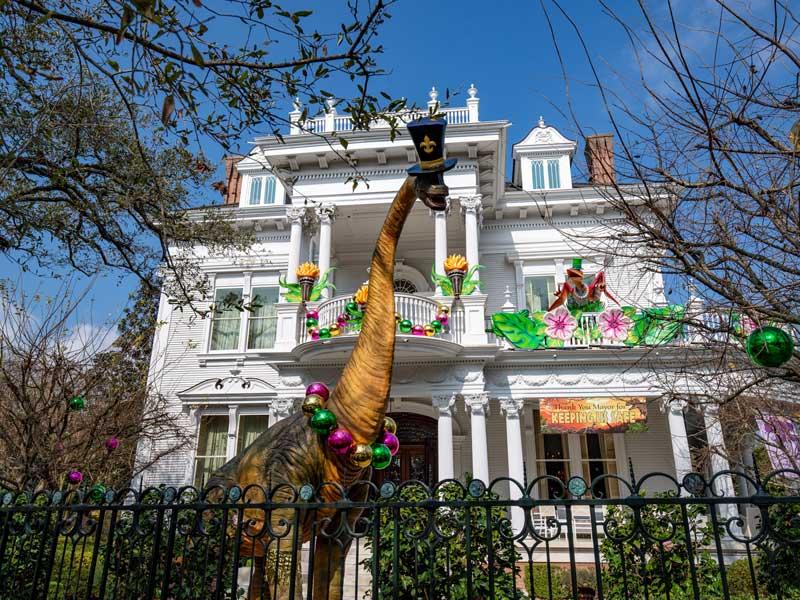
523, 155, 568, 191
207, 285, 245, 352
246, 285, 280, 350
243, 173, 282, 207
192, 411, 230, 488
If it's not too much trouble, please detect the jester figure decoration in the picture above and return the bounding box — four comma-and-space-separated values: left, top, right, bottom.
548, 257, 619, 312
209, 117, 455, 600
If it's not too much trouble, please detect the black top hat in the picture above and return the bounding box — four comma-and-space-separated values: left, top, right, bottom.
406, 117, 458, 175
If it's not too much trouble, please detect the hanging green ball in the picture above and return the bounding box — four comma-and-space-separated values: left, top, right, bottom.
346, 301, 360, 316
399, 319, 413, 333
430, 320, 442, 333
371, 443, 392, 470
306, 317, 318, 328
309, 409, 337, 435
89, 484, 106, 503
319, 328, 331, 339
746, 326, 794, 368
68, 396, 85, 411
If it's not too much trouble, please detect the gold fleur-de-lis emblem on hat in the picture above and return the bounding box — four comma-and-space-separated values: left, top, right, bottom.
420, 135, 437, 154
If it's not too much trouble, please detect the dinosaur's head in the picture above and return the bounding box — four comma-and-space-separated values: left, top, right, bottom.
414, 172, 449, 211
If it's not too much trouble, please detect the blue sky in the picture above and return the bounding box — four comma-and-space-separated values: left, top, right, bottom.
0, 0, 661, 327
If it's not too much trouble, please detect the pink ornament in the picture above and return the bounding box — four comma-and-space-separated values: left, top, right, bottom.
411, 325, 425, 336
327, 428, 354, 456
67, 470, 83, 485
337, 313, 348, 326
306, 382, 330, 401
306, 310, 319, 321
105, 437, 120, 452
437, 313, 449, 326
310, 329, 320, 340
380, 431, 400, 456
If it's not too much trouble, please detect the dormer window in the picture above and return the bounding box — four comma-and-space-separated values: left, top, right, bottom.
247, 175, 277, 206
512, 117, 576, 192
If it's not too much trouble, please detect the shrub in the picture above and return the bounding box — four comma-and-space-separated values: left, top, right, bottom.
756, 500, 800, 599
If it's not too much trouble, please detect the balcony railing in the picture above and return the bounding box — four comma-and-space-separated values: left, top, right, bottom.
296, 106, 474, 135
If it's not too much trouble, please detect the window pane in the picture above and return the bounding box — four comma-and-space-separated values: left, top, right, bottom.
249, 177, 263, 205
531, 160, 545, 189
237, 415, 269, 454
547, 159, 561, 189
263, 176, 276, 204
247, 287, 279, 349
210, 288, 242, 351
525, 276, 555, 312
195, 415, 228, 488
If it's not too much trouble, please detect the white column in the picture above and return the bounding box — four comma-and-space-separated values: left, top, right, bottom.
567, 434, 584, 480
433, 199, 450, 295
289, 97, 303, 135
466, 84, 479, 122
285, 207, 306, 286
666, 400, 694, 488
500, 397, 526, 533
703, 405, 739, 526
523, 405, 539, 497
465, 394, 490, 483
270, 398, 295, 424
315, 203, 335, 298
226, 405, 239, 460
460, 196, 483, 284
513, 259, 525, 310
433, 395, 456, 481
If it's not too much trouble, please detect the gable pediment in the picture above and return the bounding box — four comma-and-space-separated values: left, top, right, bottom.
178, 376, 277, 404
513, 118, 576, 155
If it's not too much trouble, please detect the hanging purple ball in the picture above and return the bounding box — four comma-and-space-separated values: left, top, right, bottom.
327, 428, 355, 456
310, 329, 320, 340
380, 431, 400, 456
306, 309, 319, 321
411, 325, 425, 336
67, 470, 83, 485
437, 313, 449, 326
337, 313, 348, 326
306, 382, 330, 402
105, 437, 120, 452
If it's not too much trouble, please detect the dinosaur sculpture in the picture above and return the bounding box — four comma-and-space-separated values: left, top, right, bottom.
211, 120, 453, 600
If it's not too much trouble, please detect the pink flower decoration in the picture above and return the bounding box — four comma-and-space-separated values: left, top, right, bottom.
740, 315, 758, 335
544, 307, 578, 340
598, 308, 633, 341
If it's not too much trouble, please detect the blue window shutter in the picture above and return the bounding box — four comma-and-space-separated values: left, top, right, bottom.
531, 160, 545, 189
264, 176, 276, 204
248, 177, 262, 205
547, 160, 561, 189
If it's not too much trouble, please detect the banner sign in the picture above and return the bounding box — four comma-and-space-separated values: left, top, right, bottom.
540, 397, 648, 434
756, 416, 800, 477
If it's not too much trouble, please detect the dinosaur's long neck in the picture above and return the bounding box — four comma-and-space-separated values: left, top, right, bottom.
327, 177, 417, 445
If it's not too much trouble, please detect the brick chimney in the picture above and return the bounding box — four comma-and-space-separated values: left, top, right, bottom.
584, 134, 615, 185
222, 156, 243, 205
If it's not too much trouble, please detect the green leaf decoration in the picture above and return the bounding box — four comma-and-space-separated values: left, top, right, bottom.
545, 337, 565, 348
308, 269, 336, 302
491, 310, 546, 349
625, 305, 685, 346
277, 274, 303, 303
461, 265, 484, 296
430, 266, 453, 296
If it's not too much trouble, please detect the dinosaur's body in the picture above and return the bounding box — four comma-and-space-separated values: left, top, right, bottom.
213, 177, 432, 599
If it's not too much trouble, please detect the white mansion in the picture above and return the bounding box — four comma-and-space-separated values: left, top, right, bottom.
139, 86, 743, 510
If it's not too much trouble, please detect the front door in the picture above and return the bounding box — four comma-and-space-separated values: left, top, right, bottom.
374, 412, 438, 487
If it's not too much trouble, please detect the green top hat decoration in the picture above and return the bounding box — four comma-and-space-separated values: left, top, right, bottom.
567, 257, 584, 277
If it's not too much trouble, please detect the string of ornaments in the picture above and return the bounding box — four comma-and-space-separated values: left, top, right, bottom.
302, 382, 399, 470
64, 395, 121, 495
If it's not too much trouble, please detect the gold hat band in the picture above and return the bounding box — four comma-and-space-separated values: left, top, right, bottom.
419, 157, 445, 169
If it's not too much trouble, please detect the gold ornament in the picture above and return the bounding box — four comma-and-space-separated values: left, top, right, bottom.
350, 443, 373, 468
438, 305, 450, 315
395, 312, 402, 323
302, 394, 325, 417
424, 324, 435, 337
329, 324, 341, 337
383, 416, 398, 434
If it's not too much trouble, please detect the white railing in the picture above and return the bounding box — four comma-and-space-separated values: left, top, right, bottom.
293, 106, 474, 136
299, 293, 463, 345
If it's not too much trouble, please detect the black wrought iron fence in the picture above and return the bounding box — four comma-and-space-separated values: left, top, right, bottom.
1, 468, 799, 600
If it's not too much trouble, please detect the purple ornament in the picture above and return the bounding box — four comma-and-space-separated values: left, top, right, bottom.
306, 309, 319, 321
327, 428, 355, 456
67, 470, 83, 485
411, 325, 425, 336
310, 329, 320, 340
306, 382, 330, 401
380, 431, 400, 456
105, 437, 120, 452
437, 313, 449, 326
337, 313, 348, 326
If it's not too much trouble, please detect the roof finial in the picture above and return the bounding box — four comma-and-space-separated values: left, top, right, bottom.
538, 115, 545, 128
468, 83, 478, 99
292, 97, 302, 111
429, 86, 438, 102
325, 97, 337, 112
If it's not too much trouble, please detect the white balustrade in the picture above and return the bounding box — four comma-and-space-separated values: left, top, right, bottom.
291, 106, 474, 136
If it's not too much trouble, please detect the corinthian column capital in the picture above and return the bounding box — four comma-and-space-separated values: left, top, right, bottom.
315, 203, 336, 224
286, 206, 306, 223
459, 195, 483, 214
464, 393, 489, 416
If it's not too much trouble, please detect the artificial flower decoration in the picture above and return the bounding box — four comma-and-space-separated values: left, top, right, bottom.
279, 264, 335, 303
295, 262, 321, 280
354, 284, 369, 306
598, 308, 633, 342
443, 254, 468, 274
544, 306, 578, 340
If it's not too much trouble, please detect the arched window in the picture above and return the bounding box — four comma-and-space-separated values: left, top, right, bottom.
393, 279, 417, 294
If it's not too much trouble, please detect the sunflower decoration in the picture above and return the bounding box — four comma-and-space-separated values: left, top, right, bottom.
354, 284, 369, 308
431, 254, 483, 298
279, 262, 335, 303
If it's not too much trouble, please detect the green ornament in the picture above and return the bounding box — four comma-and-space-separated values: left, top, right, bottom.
319, 328, 331, 339
89, 484, 106, 503
371, 443, 392, 470
68, 396, 85, 411
306, 317, 318, 328
430, 320, 442, 333
345, 301, 360, 316
399, 319, 413, 333
309, 409, 337, 435
746, 326, 794, 368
